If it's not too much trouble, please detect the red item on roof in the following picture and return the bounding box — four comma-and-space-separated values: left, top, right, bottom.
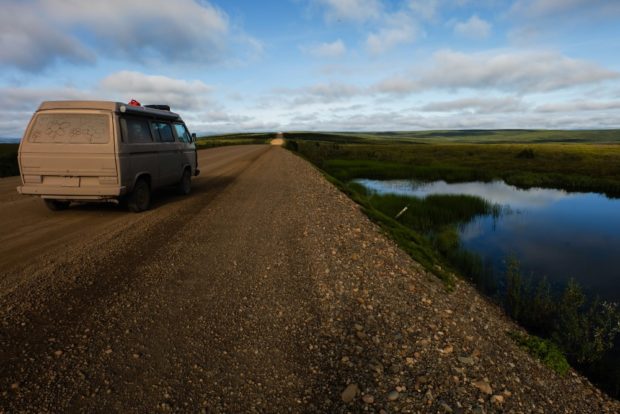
129, 99, 141, 106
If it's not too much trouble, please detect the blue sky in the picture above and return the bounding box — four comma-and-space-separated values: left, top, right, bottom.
1, 0, 619, 136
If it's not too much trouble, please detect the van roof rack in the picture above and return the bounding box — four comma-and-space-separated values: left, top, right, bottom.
144, 104, 171, 111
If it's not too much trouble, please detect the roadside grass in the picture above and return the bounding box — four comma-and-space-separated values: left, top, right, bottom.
0, 143, 19, 177
355, 189, 498, 234
509, 331, 571, 376
195, 132, 274, 149
322, 173, 456, 287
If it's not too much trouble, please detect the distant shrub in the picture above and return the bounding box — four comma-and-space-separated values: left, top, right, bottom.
517, 148, 535, 159
286, 140, 299, 152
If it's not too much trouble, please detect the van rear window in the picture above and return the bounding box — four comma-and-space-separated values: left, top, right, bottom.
28, 113, 110, 144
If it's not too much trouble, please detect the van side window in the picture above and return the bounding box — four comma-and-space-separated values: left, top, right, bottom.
173, 123, 192, 143
153, 122, 175, 142
121, 118, 152, 143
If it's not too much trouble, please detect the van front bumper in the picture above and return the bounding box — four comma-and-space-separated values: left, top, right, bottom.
18, 185, 127, 199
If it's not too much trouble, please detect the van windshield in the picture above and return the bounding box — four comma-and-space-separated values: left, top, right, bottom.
28, 113, 110, 144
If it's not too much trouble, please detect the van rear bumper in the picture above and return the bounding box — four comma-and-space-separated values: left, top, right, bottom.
17, 185, 127, 199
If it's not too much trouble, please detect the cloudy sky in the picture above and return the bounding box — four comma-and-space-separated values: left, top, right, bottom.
1, 0, 619, 137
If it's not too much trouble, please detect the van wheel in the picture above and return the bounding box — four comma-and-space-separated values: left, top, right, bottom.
177, 169, 191, 195
44, 199, 70, 211
128, 179, 151, 212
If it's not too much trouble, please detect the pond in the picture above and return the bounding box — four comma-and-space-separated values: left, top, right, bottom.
355, 179, 620, 302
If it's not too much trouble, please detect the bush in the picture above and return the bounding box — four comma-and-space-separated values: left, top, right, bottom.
502, 266, 620, 369
524, 276, 555, 334
505, 258, 524, 320
553, 280, 620, 365
285, 140, 299, 152
510, 331, 570, 375
517, 148, 535, 159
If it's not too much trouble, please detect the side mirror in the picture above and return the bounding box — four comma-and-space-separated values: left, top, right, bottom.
191, 133, 197, 143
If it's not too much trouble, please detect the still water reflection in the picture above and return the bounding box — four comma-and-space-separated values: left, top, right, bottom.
355, 179, 620, 302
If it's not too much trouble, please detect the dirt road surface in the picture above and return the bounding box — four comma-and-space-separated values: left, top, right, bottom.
1, 145, 618, 413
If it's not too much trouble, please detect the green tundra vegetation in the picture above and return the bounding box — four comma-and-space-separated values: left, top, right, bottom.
508, 331, 570, 376
284, 130, 620, 398
195, 132, 274, 149
285, 131, 620, 197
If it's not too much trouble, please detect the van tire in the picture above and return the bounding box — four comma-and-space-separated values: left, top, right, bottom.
44, 199, 70, 211
177, 168, 191, 195
127, 178, 151, 212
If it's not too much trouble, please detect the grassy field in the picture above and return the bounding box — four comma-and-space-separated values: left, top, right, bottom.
286, 131, 620, 197
286, 129, 620, 144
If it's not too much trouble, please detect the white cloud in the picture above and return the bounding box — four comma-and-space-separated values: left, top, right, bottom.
44, 0, 229, 63
508, 1, 620, 45
454, 15, 491, 39
282, 108, 620, 132
0, 2, 94, 71
366, 12, 419, 54
376, 49, 619, 94
421, 97, 524, 113
313, 0, 383, 22
423, 50, 618, 92
0, 86, 94, 137
408, 0, 440, 20
511, 0, 609, 18
0, 87, 92, 110
99, 71, 213, 111
282, 82, 363, 105
0, 0, 260, 71
535, 100, 620, 113
0, 72, 214, 115
303, 39, 347, 58
373, 76, 417, 95
190, 115, 281, 134
0, 71, 218, 136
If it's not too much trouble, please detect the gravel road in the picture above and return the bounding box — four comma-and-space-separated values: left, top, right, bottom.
1, 145, 618, 413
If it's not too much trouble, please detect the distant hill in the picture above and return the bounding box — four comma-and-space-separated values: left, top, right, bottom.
0, 137, 20, 144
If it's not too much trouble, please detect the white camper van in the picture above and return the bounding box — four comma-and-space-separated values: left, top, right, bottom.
17, 101, 200, 212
